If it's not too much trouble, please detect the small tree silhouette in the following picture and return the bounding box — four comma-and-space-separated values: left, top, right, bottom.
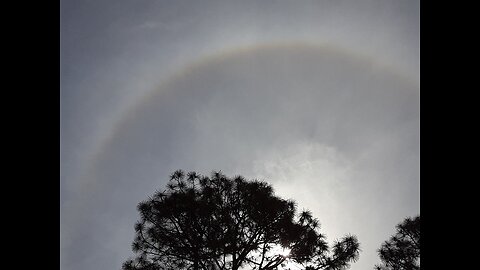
123, 170, 360, 270
375, 216, 420, 270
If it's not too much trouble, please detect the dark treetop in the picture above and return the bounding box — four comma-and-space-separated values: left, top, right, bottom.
123, 170, 360, 270
375, 216, 420, 270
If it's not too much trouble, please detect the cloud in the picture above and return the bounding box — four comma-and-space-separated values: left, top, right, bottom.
61, 1, 419, 270
61, 44, 418, 270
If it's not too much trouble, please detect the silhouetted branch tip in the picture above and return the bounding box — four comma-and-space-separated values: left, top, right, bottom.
375, 215, 420, 270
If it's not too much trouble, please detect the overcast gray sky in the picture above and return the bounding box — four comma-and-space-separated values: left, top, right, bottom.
60, 1, 419, 270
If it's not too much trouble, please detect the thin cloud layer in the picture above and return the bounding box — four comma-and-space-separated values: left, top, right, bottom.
61, 1, 419, 270
62, 45, 418, 270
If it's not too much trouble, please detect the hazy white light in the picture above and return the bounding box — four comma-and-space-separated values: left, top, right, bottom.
280, 247, 291, 257
270, 245, 291, 258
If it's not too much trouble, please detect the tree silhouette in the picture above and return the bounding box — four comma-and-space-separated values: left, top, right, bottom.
375, 216, 420, 270
123, 170, 360, 270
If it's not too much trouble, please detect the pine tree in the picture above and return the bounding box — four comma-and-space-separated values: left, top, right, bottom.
123, 170, 360, 270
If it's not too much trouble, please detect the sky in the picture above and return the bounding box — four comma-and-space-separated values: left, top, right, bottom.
60, 1, 419, 270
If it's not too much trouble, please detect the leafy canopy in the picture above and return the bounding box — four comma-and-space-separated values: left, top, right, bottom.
375, 216, 420, 270
123, 170, 360, 270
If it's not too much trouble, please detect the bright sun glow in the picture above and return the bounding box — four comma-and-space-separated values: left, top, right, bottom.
275, 246, 304, 270
270, 245, 291, 258
280, 247, 291, 257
